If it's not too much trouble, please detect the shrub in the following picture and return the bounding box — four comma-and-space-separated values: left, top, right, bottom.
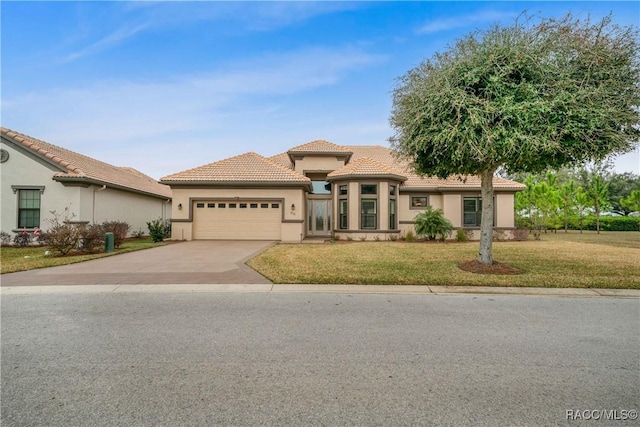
492, 229, 507, 241
101, 221, 130, 248
358, 235, 367, 241
1, 231, 12, 246
43, 224, 81, 256
163, 220, 172, 238
79, 224, 105, 253
414, 206, 454, 241
147, 219, 168, 243
13, 231, 32, 247
132, 229, 145, 239
512, 228, 530, 241
455, 229, 469, 242
404, 229, 415, 242
389, 234, 398, 242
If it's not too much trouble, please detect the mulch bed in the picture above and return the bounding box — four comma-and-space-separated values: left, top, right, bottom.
458, 260, 523, 275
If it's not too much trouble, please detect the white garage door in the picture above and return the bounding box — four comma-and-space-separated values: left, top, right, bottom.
193, 200, 282, 240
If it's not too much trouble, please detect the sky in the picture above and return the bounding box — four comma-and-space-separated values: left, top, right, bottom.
2, 1, 639, 180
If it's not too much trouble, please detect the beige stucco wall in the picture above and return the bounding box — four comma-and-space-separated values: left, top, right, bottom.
398, 193, 444, 223
91, 186, 170, 235
169, 187, 306, 242
442, 194, 463, 228
496, 193, 516, 228
1, 139, 170, 236
293, 157, 345, 175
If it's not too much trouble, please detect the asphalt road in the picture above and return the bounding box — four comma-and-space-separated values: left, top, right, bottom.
2, 292, 638, 426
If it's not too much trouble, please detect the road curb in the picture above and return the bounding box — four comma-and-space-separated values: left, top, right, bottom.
1, 284, 638, 298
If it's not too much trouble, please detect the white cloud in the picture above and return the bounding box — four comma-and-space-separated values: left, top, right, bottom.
62, 22, 150, 63
417, 10, 518, 34
58, 2, 362, 64
2, 46, 387, 179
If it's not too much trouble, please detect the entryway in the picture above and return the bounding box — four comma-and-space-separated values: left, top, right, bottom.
307, 199, 332, 237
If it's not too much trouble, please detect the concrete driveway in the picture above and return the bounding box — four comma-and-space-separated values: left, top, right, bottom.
0, 241, 274, 286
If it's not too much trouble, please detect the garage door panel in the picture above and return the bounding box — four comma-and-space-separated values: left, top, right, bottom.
193, 201, 281, 240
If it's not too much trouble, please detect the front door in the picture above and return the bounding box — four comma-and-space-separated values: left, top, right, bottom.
308, 199, 332, 236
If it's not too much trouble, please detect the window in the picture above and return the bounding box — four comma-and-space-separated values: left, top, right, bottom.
196, 203, 205, 208
339, 199, 348, 229
389, 185, 397, 196
218, 203, 226, 208
463, 197, 482, 227
239, 203, 247, 208
361, 200, 377, 229
339, 185, 348, 195
389, 199, 397, 230
250, 203, 258, 208
229, 203, 237, 208
271, 203, 279, 209
361, 184, 377, 195
311, 181, 331, 194
411, 196, 428, 209
261, 203, 269, 209
18, 189, 41, 228
207, 203, 215, 208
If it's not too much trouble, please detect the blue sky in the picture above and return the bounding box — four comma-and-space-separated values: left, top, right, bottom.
2, 1, 639, 179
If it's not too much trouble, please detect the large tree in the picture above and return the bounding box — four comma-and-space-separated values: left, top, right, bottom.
390, 14, 639, 265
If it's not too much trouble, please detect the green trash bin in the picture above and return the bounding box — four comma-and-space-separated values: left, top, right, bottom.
105, 232, 115, 253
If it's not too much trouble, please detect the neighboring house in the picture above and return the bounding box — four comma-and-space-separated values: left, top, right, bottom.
161, 140, 525, 242
1, 128, 171, 236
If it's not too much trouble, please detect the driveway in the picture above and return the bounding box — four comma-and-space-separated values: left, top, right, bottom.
0, 241, 274, 286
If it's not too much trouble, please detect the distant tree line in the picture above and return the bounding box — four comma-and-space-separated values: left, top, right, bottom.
507, 162, 640, 237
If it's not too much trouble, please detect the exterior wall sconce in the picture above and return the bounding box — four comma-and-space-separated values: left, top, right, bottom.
178, 203, 183, 210
291, 203, 296, 211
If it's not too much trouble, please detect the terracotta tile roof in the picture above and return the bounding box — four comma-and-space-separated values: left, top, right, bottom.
160, 152, 311, 184
173, 142, 524, 190
268, 152, 294, 170
288, 140, 353, 155
346, 145, 525, 190
328, 157, 407, 181
1, 127, 171, 199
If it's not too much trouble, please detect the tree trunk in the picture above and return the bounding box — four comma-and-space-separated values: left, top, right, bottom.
478, 169, 495, 265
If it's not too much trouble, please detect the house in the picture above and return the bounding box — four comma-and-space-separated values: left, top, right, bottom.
1, 128, 172, 236
161, 140, 525, 242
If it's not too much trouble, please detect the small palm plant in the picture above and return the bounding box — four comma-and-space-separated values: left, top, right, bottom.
414, 206, 454, 241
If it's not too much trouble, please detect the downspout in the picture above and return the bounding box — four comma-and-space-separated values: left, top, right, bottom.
92, 185, 107, 224
163, 199, 170, 221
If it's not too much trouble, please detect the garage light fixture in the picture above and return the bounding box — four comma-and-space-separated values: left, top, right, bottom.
291, 203, 296, 211
178, 203, 183, 210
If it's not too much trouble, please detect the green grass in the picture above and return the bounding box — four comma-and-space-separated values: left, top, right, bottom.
247, 231, 640, 289
1, 238, 165, 274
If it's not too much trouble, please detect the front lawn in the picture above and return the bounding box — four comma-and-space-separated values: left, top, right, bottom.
247, 231, 640, 289
0, 238, 165, 274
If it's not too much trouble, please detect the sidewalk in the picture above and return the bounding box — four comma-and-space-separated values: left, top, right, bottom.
2, 283, 638, 297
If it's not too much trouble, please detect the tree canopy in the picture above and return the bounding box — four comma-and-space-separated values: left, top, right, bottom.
390, 13, 639, 264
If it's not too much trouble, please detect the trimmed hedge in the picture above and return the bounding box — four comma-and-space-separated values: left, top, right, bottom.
516, 215, 640, 231
580, 216, 640, 231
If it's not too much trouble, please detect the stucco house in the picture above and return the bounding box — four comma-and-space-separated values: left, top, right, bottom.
1, 128, 172, 236
161, 140, 525, 242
